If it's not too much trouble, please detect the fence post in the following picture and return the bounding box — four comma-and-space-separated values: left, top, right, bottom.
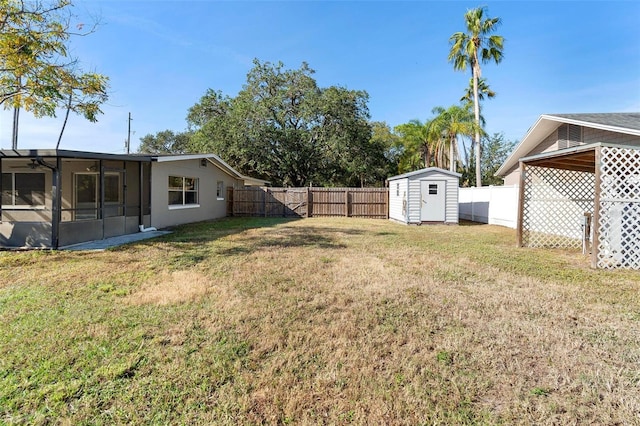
307, 187, 312, 218
226, 187, 234, 217
264, 188, 268, 217
283, 188, 286, 218
386, 188, 389, 219
345, 188, 349, 217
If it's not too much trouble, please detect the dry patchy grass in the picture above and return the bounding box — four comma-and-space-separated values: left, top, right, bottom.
1, 217, 639, 425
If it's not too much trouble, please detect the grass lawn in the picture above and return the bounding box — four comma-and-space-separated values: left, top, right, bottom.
1, 217, 639, 424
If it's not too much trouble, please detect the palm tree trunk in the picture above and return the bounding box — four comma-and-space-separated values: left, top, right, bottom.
449, 136, 456, 172
473, 69, 482, 187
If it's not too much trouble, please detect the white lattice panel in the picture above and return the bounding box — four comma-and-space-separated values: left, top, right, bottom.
522, 166, 594, 249
597, 147, 640, 269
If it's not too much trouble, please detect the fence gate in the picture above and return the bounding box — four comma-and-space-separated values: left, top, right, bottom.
227, 187, 308, 218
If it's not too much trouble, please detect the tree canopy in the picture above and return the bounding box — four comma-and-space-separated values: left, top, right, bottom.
462, 132, 516, 187
138, 130, 191, 154
0, 0, 109, 127
184, 59, 391, 187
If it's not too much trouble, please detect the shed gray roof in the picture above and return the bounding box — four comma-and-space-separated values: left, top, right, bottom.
387, 167, 461, 181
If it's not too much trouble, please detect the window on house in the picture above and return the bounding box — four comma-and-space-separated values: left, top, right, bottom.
1, 172, 46, 207
216, 181, 224, 200
168, 176, 199, 207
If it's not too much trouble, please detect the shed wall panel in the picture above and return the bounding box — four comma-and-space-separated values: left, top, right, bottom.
388, 178, 408, 222
407, 179, 422, 223
445, 177, 459, 223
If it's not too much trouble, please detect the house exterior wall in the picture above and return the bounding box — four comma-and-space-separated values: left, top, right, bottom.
388, 178, 409, 223
583, 128, 640, 145
150, 159, 242, 229
389, 169, 459, 225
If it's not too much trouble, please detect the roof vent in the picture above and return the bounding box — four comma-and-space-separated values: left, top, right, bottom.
558, 124, 584, 149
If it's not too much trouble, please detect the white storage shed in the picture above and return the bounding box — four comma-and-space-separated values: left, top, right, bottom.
387, 167, 461, 225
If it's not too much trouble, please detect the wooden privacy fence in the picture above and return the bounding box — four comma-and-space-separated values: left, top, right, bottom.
227, 187, 389, 219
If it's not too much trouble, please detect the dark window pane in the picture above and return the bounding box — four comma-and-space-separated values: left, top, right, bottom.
104, 174, 120, 203
185, 191, 198, 204
1, 173, 12, 205
168, 176, 182, 190
184, 177, 196, 190
168, 191, 183, 205
15, 173, 45, 205
76, 174, 97, 203
429, 184, 438, 195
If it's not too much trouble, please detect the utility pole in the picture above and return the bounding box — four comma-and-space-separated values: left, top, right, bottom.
126, 112, 132, 154
11, 106, 19, 150
11, 76, 21, 150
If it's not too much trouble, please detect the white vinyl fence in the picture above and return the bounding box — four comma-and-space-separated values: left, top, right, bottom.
459, 185, 519, 228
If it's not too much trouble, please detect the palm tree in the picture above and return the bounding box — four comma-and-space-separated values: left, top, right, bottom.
448, 6, 504, 187
395, 119, 440, 170
430, 105, 480, 173
461, 77, 495, 108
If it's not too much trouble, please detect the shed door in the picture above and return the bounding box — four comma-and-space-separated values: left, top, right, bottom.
420, 180, 446, 222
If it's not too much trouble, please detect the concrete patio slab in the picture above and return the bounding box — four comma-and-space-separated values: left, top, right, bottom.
61, 231, 171, 251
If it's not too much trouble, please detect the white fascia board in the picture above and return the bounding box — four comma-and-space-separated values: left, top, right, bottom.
496, 116, 560, 176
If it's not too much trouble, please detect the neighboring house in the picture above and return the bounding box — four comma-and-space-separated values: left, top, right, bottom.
495, 112, 640, 269
387, 167, 460, 225
0, 150, 267, 249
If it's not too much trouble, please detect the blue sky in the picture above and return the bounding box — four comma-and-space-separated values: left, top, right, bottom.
1, 0, 639, 154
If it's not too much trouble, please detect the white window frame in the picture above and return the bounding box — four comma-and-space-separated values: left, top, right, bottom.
216, 181, 224, 200
1, 171, 46, 210
168, 176, 200, 209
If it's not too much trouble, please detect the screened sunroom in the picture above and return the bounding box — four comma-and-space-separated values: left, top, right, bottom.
1, 150, 151, 248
